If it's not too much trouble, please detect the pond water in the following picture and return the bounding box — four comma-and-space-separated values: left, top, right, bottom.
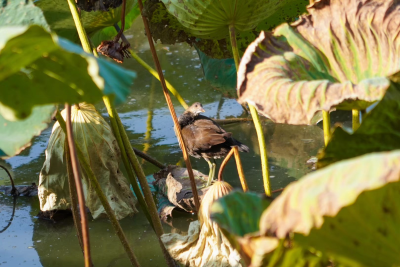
0, 18, 350, 266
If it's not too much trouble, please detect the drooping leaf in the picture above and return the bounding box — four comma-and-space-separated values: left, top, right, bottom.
0, 0, 49, 29
161, 0, 304, 40
260, 150, 400, 267
90, 3, 140, 46
0, 105, 55, 158
238, 0, 400, 125
318, 77, 400, 168
39, 103, 138, 220
210, 191, 271, 237
147, 0, 307, 58
35, 0, 136, 42
0, 25, 136, 121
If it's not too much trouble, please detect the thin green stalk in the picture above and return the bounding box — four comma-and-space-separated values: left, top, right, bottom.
114, 109, 177, 267
352, 109, 360, 131
229, 24, 270, 196
103, 97, 153, 227
129, 49, 188, 109
66, 0, 91, 53
113, 24, 188, 110
56, 111, 141, 267
322, 110, 331, 146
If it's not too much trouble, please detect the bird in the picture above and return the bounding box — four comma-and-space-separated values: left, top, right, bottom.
178, 102, 249, 186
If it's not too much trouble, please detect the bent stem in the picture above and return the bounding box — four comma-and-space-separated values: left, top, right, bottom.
352, 109, 360, 131
65, 104, 92, 267
217, 149, 234, 181
229, 24, 270, 196
56, 111, 141, 267
322, 110, 331, 146
138, 0, 200, 212
232, 147, 248, 192
0, 165, 18, 196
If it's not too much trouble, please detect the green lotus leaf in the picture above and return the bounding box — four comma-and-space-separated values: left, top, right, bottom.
0, 105, 55, 158
210, 192, 329, 267
0, 0, 49, 29
161, 0, 305, 40
153, 0, 307, 58
90, 3, 140, 47
195, 46, 237, 97
260, 150, 400, 267
35, 0, 136, 42
210, 191, 271, 237
0, 25, 136, 121
238, 0, 400, 125
317, 76, 400, 168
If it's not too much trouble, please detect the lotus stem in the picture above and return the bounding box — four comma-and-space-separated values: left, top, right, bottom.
66, 0, 91, 53
114, 24, 188, 110
233, 147, 248, 192
64, 104, 92, 267
103, 97, 153, 226
0, 165, 18, 196
114, 110, 177, 267
66, 2, 143, 266
218, 149, 235, 181
322, 110, 331, 146
56, 111, 141, 267
352, 109, 360, 131
138, 0, 201, 212
229, 24, 271, 196
65, 142, 84, 253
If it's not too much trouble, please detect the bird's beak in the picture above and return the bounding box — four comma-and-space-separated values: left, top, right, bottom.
200, 108, 205, 113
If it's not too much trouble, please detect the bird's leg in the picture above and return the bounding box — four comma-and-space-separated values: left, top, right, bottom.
205, 158, 215, 186
211, 158, 217, 181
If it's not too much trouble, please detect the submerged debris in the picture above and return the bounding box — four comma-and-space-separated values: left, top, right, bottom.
153, 165, 210, 218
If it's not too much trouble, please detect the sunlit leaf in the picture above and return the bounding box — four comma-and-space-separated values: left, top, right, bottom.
161, 0, 304, 40
0, 105, 55, 158
210, 191, 271, 237
318, 76, 400, 168
238, 0, 400, 124
0, 25, 136, 121
0, 0, 49, 29
149, 0, 307, 58
35, 0, 136, 42
260, 150, 400, 267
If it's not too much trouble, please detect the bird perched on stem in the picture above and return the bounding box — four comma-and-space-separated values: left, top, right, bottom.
178, 102, 249, 186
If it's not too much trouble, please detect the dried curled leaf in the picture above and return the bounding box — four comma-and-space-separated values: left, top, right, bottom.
161, 181, 242, 267
238, 0, 400, 125
38, 104, 138, 220
260, 150, 400, 266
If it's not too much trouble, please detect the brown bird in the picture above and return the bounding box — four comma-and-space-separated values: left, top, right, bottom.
178, 102, 249, 186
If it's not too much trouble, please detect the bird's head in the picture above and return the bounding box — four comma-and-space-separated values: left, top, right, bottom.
187, 102, 205, 116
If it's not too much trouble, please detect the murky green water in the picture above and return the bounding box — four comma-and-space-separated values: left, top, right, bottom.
0, 18, 347, 266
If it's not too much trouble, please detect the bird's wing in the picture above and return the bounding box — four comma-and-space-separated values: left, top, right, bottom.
183, 120, 231, 151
